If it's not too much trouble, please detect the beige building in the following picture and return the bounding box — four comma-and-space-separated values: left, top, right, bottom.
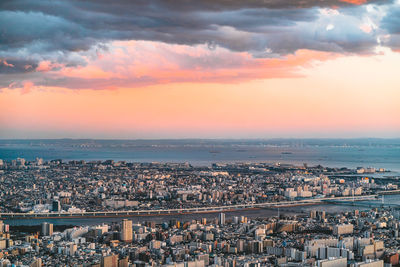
69, 243, 77, 256
355, 260, 384, 267
317, 257, 347, 267
101, 254, 118, 267
333, 224, 353, 236
120, 219, 132, 243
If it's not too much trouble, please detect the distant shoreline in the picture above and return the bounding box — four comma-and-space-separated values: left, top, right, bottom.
1, 138, 398, 172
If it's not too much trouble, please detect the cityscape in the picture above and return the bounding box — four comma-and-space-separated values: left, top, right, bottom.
0, 156, 399, 266
1, 0, 400, 266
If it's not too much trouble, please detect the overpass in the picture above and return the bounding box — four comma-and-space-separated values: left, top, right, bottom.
377, 189, 400, 195
0, 195, 378, 220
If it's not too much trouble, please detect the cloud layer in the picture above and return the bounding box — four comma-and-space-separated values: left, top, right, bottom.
0, 0, 398, 90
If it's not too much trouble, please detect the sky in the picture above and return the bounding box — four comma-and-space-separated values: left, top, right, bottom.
0, 0, 399, 139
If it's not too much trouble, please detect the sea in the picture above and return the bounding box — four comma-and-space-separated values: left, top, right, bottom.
0, 138, 399, 226
0, 138, 399, 172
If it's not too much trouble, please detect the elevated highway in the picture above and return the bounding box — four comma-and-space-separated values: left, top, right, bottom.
377, 189, 400, 195
0, 195, 378, 220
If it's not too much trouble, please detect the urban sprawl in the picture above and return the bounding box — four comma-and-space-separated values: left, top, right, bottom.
0, 158, 399, 267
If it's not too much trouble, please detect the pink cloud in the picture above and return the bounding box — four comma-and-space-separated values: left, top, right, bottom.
0, 59, 15, 67
36, 61, 63, 72
36, 61, 52, 71
339, 0, 368, 4
38, 41, 339, 90
360, 24, 372, 34
59, 65, 121, 79
21, 81, 34, 94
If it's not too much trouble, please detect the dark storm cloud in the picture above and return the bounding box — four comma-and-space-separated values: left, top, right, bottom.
0, 0, 319, 52
0, 0, 384, 52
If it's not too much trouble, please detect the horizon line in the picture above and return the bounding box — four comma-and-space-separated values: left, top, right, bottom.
1, 137, 399, 141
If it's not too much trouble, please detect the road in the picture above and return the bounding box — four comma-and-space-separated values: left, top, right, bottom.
0, 195, 378, 220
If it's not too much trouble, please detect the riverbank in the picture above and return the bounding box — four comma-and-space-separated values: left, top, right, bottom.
4, 203, 364, 226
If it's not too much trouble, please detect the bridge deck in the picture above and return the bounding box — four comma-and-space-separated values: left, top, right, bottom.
0, 195, 379, 220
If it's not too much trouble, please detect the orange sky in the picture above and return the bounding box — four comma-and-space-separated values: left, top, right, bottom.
1, 43, 399, 138
2, 0, 400, 138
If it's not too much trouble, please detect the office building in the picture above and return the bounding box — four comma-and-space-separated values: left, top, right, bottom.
121, 219, 132, 243
41, 222, 53, 236
52, 200, 61, 212
333, 224, 354, 236
219, 213, 226, 225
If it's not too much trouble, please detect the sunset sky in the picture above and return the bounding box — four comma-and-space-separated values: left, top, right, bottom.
1, 0, 399, 139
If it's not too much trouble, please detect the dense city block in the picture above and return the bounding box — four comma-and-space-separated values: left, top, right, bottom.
0, 159, 394, 214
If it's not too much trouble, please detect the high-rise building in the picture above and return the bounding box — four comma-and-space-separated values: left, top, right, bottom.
121, 219, 132, 243
41, 222, 53, 236
318, 211, 326, 221
310, 210, 317, 219
52, 200, 61, 212
101, 254, 118, 267
237, 240, 245, 252
219, 213, 226, 225
69, 243, 77, 256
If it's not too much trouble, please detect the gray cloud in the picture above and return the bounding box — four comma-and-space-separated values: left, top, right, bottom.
0, 0, 394, 87
381, 5, 400, 33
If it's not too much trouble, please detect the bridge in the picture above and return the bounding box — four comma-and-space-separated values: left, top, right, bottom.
377, 189, 400, 195
0, 195, 378, 220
